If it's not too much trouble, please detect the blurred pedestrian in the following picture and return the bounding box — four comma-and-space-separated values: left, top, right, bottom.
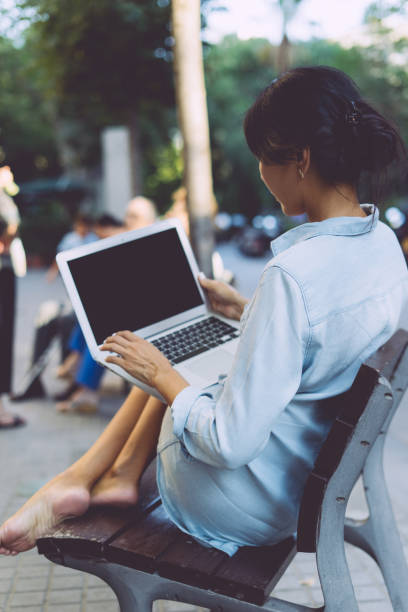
124, 196, 157, 230
0, 166, 25, 428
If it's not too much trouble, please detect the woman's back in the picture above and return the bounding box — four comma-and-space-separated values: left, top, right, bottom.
157, 205, 408, 555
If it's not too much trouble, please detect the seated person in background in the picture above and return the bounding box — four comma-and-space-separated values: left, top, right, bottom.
124, 196, 157, 231
56, 201, 157, 413
1, 67, 407, 556
46, 213, 97, 282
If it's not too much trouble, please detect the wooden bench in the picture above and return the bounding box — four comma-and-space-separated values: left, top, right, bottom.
37, 329, 408, 612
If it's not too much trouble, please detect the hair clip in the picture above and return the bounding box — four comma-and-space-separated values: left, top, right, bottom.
345, 100, 361, 126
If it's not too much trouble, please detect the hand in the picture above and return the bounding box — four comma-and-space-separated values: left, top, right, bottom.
101, 331, 188, 403
199, 275, 248, 321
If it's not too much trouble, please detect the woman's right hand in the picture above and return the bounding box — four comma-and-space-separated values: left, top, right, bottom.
198, 274, 248, 321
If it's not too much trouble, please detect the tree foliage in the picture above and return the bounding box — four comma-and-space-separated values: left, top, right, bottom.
205, 35, 278, 217
13, 0, 176, 196
18, 0, 174, 118
0, 35, 59, 181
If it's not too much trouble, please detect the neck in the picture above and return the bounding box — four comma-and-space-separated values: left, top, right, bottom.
304, 180, 365, 222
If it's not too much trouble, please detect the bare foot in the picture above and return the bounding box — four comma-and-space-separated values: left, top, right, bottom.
91, 471, 139, 508
0, 472, 91, 554
56, 388, 98, 414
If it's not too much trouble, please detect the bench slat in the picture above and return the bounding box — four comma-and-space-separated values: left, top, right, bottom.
211, 537, 296, 605
106, 504, 180, 572
37, 507, 139, 559
157, 532, 228, 588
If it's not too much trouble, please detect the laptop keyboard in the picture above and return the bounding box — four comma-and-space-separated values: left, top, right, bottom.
151, 316, 239, 365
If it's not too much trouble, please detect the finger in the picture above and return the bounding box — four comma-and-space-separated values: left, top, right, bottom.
103, 334, 131, 348
105, 355, 126, 367
198, 275, 213, 289
101, 340, 127, 353
116, 330, 139, 342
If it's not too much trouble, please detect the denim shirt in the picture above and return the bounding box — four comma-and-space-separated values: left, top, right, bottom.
156, 205, 408, 555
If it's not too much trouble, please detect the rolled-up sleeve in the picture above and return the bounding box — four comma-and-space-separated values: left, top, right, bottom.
171, 264, 311, 469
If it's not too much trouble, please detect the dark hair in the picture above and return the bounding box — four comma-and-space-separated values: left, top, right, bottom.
95, 213, 122, 227
244, 66, 406, 199
74, 212, 94, 227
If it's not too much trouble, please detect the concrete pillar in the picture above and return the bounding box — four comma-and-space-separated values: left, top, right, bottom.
101, 126, 133, 219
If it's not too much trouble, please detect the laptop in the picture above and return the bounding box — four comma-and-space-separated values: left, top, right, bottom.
56, 218, 240, 401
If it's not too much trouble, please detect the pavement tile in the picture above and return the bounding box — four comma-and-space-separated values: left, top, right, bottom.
270, 588, 314, 605
50, 574, 84, 590
7, 607, 43, 612
16, 565, 49, 578
0, 558, 19, 570
0, 578, 12, 594
8, 590, 45, 607
84, 602, 120, 612
46, 605, 82, 612
350, 570, 380, 586
359, 602, 393, 612
353, 584, 389, 602
46, 588, 82, 604
158, 605, 206, 612
12, 576, 48, 592
273, 572, 304, 590
85, 586, 117, 601
0, 567, 16, 580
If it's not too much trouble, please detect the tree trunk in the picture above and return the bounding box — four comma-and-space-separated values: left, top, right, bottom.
276, 33, 291, 74
171, 0, 215, 277
128, 110, 143, 197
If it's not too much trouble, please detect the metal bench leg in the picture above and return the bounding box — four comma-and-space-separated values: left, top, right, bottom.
316, 498, 359, 612
55, 556, 155, 612
345, 434, 408, 612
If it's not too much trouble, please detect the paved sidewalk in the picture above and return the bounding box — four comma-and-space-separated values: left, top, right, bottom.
1, 253, 407, 611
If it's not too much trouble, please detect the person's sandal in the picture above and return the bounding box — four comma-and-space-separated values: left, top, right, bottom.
57, 390, 98, 414
0, 414, 26, 429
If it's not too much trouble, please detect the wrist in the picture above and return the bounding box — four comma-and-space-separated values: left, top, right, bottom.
153, 365, 189, 405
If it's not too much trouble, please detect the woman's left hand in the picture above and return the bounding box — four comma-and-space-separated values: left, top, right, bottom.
101, 331, 172, 387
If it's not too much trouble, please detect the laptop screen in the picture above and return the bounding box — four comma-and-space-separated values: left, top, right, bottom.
67, 228, 203, 344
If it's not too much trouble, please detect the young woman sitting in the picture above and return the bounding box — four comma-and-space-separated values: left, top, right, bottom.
1, 66, 407, 557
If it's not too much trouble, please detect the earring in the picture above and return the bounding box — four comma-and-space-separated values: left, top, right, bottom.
298, 168, 305, 180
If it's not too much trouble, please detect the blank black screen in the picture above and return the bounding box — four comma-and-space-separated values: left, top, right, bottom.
68, 228, 203, 344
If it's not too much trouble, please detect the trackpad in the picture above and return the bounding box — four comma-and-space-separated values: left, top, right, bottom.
186, 349, 233, 379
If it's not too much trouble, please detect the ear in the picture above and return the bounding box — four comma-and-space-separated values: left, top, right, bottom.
297, 148, 310, 177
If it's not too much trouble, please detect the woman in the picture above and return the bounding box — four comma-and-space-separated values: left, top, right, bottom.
1, 66, 408, 556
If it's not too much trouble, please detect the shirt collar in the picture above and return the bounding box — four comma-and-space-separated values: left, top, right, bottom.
271, 204, 378, 257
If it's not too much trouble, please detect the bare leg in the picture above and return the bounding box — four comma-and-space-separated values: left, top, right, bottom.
0, 387, 152, 554
91, 396, 166, 507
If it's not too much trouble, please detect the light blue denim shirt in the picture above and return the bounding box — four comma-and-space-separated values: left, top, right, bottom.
156, 205, 408, 555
